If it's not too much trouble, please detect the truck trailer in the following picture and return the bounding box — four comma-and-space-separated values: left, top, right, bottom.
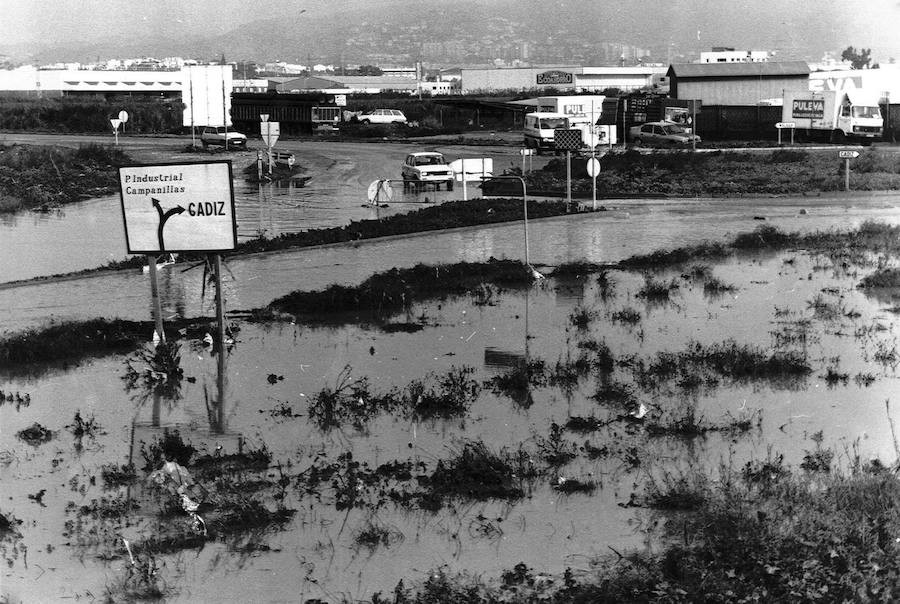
781, 90, 882, 143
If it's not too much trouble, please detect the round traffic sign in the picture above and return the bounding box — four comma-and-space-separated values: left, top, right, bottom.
367, 179, 393, 203
118, 110, 129, 123
586, 157, 601, 177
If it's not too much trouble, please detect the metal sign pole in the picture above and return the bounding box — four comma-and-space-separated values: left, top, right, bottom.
214, 253, 226, 351
566, 150, 572, 207
147, 255, 165, 342
845, 159, 850, 191
461, 160, 468, 201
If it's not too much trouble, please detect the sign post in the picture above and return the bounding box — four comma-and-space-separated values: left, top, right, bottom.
519, 148, 534, 174
839, 150, 860, 191
119, 160, 237, 346
554, 129, 582, 208
110, 118, 121, 146
260, 118, 280, 175
586, 157, 601, 211
776, 122, 795, 145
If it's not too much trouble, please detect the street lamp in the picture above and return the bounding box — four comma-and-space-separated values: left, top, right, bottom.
484, 175, 535, 273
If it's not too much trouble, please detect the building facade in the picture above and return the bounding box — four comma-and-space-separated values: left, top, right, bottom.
667, 61, 810, 105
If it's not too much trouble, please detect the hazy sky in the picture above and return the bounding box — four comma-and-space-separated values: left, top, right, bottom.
2, 0, 899, 62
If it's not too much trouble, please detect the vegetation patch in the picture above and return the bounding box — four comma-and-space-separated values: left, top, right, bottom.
0, 143, 131, 213
858, 267, 900, 290
418, 441, 536, 510
631, 339, 811, 389
307, 365, 481, 430
268, 259, 536, 320
522, 147, 900, 198
16, 422, 54, 446
0, 318, 146, 366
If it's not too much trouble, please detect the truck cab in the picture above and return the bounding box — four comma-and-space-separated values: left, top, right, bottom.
524, 112, 570, 154
836, 91, 882, 142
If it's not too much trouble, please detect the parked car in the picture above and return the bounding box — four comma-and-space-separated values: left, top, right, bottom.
628, 121, 700, 146
200, 126, 248, 149
356, 109, 408, 125
401, 151, 454, 190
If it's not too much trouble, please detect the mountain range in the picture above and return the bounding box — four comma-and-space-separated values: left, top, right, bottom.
2, 0, 896, 67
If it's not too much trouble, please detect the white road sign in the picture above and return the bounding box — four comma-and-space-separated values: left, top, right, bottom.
839, 150, 860, 159
119, 161, 237, 254
775, 122, 795, 129
110, 118, 121, 131
586, 157, 601, 177
118, 110, 129, 123
261, 121, 280, 147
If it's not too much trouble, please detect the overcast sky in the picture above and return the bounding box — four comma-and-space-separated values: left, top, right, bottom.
2, 0, 899, 63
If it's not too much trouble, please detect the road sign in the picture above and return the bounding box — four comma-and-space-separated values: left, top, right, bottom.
118, 161, 237, 254
260, 114, 269, 122
449, 158, 493, 182
586, 157, 601, 177
839, 150, 860, 159
367, 179, 393, 203
110, 118, 121, 131
775, 122, 795, 129
554, 128, 582, 151
519, 148, 535, 156
261, 121, 280, 147
118, 110, 129, 123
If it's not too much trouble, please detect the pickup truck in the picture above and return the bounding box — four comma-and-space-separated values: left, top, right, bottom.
200, 126, 247, 149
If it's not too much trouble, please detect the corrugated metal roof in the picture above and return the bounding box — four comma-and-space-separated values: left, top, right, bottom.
668, 61, 810, 79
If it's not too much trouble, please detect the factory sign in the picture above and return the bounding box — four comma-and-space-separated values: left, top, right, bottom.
536, 70, 573, 86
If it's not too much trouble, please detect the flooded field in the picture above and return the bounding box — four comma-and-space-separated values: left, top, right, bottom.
3, 236, 899, 602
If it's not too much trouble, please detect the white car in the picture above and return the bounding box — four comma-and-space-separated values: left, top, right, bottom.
401, 151, 454, 191
356, 109, 408, 125
200, 126, 247, 149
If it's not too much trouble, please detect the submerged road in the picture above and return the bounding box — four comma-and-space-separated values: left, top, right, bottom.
3, 191, 900, 334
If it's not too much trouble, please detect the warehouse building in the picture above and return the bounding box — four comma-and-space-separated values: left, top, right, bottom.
667, 61, 810, 105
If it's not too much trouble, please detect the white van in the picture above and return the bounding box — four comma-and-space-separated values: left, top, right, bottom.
523, 112, 570, 154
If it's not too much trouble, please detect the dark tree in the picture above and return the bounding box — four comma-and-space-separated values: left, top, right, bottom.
841, 46, 872, 69
355, 65, 383, 76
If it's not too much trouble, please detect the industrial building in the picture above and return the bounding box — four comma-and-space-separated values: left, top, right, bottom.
666, 61, 811, 105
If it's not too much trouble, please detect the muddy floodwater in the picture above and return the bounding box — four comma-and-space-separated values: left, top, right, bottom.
3, 241, 899, 601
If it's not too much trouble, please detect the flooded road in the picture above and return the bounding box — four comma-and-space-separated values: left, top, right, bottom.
1, 133, 506, 283
2, 189, 900, 333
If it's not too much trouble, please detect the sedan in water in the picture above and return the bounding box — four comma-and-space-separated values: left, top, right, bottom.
629, 121, 701, 146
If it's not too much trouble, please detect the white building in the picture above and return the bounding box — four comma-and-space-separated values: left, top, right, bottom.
700, 50, 770, 64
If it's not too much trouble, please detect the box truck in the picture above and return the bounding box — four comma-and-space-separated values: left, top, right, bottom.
523, 112, 616, 154
782, 90, 882, 143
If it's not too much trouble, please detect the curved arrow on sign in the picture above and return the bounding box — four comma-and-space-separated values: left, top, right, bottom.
152, 198, 186, 252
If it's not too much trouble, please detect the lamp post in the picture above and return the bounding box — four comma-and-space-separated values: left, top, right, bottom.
485, 175, 530, 269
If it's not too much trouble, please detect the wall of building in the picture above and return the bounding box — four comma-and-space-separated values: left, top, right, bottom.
809, 66, 900, 100
460, 66, 581, 93
676, 77, 808, 105
576, 67, 661, 92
